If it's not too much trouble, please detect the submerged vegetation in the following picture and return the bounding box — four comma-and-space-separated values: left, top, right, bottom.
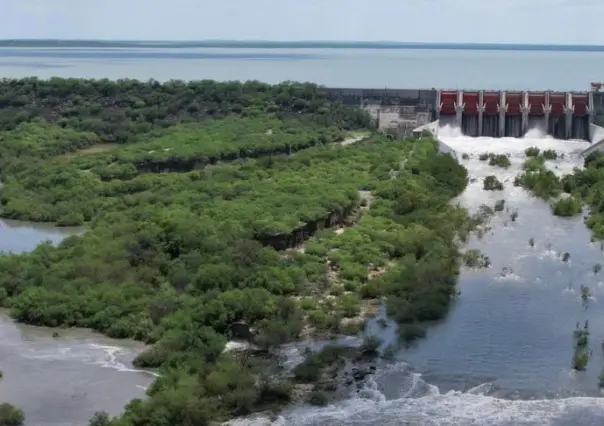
462, 249, 491, 268
488, 154, 511, 168
552, 196, 582, 217
572, 322, 590, 371
0, 403, 24, 426
524, 147, 558, 160
0, 78, 470, 424
483, 175, 504, 191
479, 153, 510, 168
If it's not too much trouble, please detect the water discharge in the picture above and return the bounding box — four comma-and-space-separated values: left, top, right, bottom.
229, 129, 604, 425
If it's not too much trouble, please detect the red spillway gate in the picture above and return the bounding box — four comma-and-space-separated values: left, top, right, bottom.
462, 92, 479, 115
483, 92, 499, 115
506, 92, 522, 115
439, 91, 457, 115
549, 92, 566, 116
435, 90, 592, 141
573, 94, 588, 116
528, 92, 545, 115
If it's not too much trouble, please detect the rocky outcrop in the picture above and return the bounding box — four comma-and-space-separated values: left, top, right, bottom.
230, 321, 256, 340
255, 203, 357, 250
131, 139, 334, 174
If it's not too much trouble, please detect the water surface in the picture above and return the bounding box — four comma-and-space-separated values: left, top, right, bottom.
0, 314, 155, 426
0, 219, 81, 253
1, 47, 603, 90
0, 222, 153, 426
229, 131, 604, 425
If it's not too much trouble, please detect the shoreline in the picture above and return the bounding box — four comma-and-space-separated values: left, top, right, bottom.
3, 40, 604, 53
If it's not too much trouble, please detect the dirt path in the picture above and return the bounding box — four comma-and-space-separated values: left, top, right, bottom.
339, 132, 370, 146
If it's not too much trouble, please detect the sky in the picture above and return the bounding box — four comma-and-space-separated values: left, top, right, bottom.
3, 0, 604, 44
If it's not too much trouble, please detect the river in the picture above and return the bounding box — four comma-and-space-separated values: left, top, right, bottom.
5, 46, 604, 425
228, 130, 604, 425
0, 220, 154, 426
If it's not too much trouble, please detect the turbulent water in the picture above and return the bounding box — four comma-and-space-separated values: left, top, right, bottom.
0, 315, 156, 426
0, 223, 154, 426
230, 130, 604, 425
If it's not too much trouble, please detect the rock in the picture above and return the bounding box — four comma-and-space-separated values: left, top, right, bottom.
230, 321, 255, 340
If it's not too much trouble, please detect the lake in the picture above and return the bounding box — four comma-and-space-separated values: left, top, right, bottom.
1, 46, 604, 91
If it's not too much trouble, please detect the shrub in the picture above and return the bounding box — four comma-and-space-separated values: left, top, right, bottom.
0, 403, 24, 426
488, 154, 511, 168
552, 196, 582, 217
572, 352, 588, 371
397, 323, 427, 344
483, 175, 504, 191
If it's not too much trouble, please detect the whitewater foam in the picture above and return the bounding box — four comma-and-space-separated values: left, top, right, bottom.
228, 365, 604, 426
228, 129, 604, 426
19, 341, 159, 377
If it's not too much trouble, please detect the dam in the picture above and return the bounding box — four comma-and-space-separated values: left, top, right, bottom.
320, 87, 604, 143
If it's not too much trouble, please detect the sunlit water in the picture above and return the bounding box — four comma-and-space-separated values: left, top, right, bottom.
229, 130, 604, 425
0, 223, 153, 426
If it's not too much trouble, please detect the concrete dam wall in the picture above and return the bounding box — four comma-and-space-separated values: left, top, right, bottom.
320, 87, 604, 142
437, 90, 591, 140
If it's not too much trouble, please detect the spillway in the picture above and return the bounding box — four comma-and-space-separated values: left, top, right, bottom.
437, 90, 592, 140
320, 87, 604, 146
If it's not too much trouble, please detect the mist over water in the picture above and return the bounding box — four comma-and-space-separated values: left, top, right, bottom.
230, 129, 604, 425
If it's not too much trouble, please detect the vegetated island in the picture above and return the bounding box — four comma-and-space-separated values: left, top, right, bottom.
0, 78, 469, 425
514, 147, 598, 225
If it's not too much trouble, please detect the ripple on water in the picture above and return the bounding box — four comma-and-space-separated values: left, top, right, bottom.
227, 360, 604, 426
230, 128, 604, 425
0, 314, 155, 425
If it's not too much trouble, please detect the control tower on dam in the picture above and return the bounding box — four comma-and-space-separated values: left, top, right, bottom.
437, 90, 592, 140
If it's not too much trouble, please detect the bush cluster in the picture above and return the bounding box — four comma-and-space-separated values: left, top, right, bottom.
0, 78, 469, 425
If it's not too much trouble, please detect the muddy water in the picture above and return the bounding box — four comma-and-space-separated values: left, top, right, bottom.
0, 220, 154, 426
230, 131, 604, 425
0, 219, 84, 253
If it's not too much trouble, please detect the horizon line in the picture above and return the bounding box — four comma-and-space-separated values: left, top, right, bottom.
3, 39, 604, 52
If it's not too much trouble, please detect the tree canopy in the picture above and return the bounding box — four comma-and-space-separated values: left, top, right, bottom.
0, 77, 469, 425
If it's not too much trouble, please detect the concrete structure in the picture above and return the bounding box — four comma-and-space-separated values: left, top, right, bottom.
319, 87, 604, 142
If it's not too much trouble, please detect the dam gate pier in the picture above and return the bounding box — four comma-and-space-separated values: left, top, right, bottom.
320, 87, 604, 142
437, 90, 592, 140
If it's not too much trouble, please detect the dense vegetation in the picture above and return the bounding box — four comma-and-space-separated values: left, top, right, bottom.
515, 148, 604, 236
560, 152, 604, 238
0, 78, 469, 425
515, 152, 563, 200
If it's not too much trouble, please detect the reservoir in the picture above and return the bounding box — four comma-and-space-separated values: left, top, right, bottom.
1, 46, 604, 91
